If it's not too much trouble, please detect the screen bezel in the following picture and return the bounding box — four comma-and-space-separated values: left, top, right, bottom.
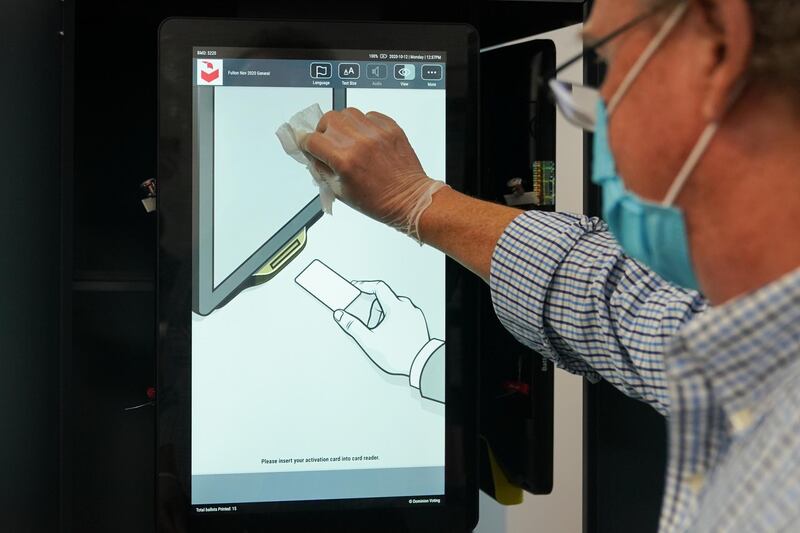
158, 17, 479, 533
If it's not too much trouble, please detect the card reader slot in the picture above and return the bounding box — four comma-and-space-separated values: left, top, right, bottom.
269, 238, 301, 270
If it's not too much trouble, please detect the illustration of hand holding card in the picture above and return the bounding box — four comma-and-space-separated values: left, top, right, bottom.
295, 259, 445, 404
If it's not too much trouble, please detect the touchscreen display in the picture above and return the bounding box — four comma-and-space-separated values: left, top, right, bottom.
190, 46, 448, 512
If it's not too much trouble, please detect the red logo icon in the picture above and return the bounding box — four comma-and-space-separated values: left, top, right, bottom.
200, 61, 219, 82
197, 60, 223, 85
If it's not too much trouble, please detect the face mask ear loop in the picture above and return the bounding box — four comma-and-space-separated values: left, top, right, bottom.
607, 2, 689, 115
661, 79, 749, 207
662, 122, 719, 207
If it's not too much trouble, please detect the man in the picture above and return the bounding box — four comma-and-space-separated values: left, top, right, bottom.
300, 0, 800, 530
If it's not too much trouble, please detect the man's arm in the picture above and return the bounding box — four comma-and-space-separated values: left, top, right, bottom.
302, 107, 707, 415
420, 188, 707, 415
417, 187, 521, 283
489, 210, 707, 415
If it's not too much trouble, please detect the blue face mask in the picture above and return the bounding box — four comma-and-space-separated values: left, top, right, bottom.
592, 101, 700, 290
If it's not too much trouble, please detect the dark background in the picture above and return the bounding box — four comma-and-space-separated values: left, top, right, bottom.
1, 0, 666, 531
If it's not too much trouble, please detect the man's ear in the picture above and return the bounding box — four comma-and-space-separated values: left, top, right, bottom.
700, 0, 754, 121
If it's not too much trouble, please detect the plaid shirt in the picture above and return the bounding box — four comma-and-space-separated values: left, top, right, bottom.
489, 211, 800, 533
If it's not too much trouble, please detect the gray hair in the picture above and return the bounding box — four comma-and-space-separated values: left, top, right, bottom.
749, 0, 800, 92
646, 0, 800, 93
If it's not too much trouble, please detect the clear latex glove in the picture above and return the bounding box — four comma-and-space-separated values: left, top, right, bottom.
276, 104, 342, 214
301, 108, 449, 242
333, 280, 431, 376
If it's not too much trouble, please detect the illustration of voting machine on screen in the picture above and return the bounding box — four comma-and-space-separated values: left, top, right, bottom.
193, 79, 349, 315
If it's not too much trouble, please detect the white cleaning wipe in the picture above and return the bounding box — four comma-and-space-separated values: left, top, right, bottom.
276, 103, 342, 214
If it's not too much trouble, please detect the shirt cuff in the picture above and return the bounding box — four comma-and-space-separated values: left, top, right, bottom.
489, 211, 604, 367
409, 339, 445, 389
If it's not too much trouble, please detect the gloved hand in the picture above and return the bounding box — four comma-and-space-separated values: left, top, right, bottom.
333, 280, 430, 376
301, 108, 448, 241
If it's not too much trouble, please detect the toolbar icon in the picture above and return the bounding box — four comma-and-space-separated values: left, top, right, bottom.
394, 64, 416, 81
421, 64, 443, 81
366, 63, 388, 80
338, 63, 361, 79
310, 63, 332, 79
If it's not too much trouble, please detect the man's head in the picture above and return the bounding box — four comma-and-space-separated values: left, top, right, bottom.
585, 0, 800, 303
